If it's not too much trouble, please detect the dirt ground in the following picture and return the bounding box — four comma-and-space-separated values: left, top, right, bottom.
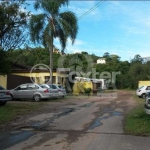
2, 90, 148, 150
1, 90, 136, 132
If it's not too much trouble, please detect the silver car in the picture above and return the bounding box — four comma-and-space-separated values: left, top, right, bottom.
0, 85, 12, 106
40, 84, 60, 98
10, 83, 52, 102
54, 84, 67, 98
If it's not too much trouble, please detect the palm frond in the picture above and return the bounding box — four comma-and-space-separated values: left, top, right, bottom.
34, 0, 41, 10
34, 0, 69, 16
59, 11, 78, 44
29, 14, 46, 44
56, 24, 66, 52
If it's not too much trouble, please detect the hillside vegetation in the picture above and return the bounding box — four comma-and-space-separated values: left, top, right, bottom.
7, 47, 150, 89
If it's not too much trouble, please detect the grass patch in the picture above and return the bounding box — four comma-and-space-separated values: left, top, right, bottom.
124, 94, 150, 136
0, 102, 43, 125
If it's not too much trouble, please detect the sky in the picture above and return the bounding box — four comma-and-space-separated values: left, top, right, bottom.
26, 0, 150, 61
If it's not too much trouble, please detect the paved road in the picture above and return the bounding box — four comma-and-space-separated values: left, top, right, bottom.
1, 91, 150, 150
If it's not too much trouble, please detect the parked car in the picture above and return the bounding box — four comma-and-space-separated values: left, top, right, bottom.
145, 93, 150, 115
40, 84, 60, 98
10, 83, 52, 102
136, 86, 150, 98
40, 84, 66, 98
54, 84, 67, 98
0, 85, 12, 106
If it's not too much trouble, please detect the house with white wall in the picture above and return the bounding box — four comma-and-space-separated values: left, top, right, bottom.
97, 58, 106, 64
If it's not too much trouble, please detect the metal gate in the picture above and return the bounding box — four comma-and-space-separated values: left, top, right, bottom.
7, 74, 32, 89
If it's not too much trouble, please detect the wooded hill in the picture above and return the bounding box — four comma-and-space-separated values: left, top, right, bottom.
5, 47, 150, 89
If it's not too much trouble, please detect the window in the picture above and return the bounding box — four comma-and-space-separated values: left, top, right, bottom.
45, 76, 50, 83
48, 84, 52, 88
40, 85, 45, 88
52, 85, 57, 89
27, 84, 38, 90
52, 76, 56, 84
16, 84, 27, 90
138, 86, 144, 89
40, 85, 48, 89
146, 86, 150, 90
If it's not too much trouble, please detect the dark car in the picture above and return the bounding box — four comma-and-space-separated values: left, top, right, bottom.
0, 85, 12, 106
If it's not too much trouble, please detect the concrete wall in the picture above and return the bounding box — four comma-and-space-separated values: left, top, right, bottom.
0, 75, 7, 89
12, 72, 68, 85
138, 81, 150, 88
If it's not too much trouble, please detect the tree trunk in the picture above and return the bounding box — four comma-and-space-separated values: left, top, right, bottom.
49, 38, 53, 84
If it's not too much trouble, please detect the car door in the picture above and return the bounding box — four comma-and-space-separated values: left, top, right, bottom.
26, 84, 38, 99
49, 84, 58, 97
13, 84, 28, 99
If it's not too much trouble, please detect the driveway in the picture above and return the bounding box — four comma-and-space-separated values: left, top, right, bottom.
0, 91, 150, 150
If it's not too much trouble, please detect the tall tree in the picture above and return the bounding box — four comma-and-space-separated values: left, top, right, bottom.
131, 54, 144, 64
0, 0, 30, 51
0, 47, 10, 74
29, 0, 78, 83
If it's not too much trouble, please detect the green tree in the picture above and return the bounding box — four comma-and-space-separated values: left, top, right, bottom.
29, 0, 78, 83
129, 63, 147, 89
0, 0, 30, 51
0, 47, 10, 74
103, 52, 110, 58
131, 54, 144, 64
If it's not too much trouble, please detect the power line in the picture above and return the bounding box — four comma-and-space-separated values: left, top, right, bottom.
78, 0, 106, 20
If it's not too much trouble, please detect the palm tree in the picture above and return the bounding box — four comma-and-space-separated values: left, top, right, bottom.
29, 0, 78, 83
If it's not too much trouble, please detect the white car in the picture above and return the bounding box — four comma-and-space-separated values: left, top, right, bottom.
136, 86, 150, 98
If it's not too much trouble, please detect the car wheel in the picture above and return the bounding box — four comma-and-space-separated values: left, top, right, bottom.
138, 96, 142, 98
34, 94, 41, 102
142, 93, 146, 99
0, 102, 6, 106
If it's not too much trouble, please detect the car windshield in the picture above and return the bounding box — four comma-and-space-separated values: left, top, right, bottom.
28, 84, 39, 89
52, 85, 57, 89
58, 85, 64, 89
40, 85, 48, 88
48, 84, 52, 88
15, 84, 27, 90
138, 86, 144, 90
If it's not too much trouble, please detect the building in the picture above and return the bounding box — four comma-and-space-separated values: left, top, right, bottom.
97, 58, 106, 64
0, 63, 70, 89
